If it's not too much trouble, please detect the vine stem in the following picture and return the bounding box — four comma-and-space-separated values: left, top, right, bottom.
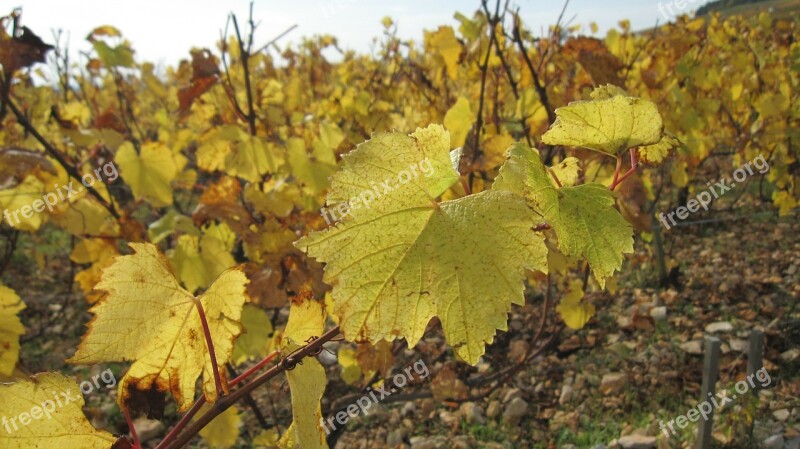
193, 300, 224, 398
153, 396, 207, 449
155, 350, 281, 449
122, 407, 142, 449
231, 350, 281, 386
610, 148, 639, 191
160, 326, 341, 449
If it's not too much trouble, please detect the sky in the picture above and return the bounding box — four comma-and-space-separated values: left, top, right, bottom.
9, 0, 710, 67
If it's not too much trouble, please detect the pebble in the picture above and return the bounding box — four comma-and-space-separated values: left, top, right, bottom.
705, 321, 734, 333
649, 306, 667, 322
762, 434, 784, 449
486, 400, 502, 419
617, 434, 657, 449
502, 397, 528, 425
774, 409, 790, 422
600, 372, 628, 395
680, 340, 703, 354
459, 402, 485, 425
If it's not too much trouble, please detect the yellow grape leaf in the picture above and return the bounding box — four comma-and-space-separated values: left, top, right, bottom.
282, 360, 327, 449
198, 404, 241, 448
282, 300, 326, 349
70, 238, 120, 304
116, 141, 177, 207
0, 284, 25, 376
227, 137, 281, 183
197, 126, 282, 182
542, 85, 664, 155
550, 157, 581, 187
337, 347, 362, 385
314, 122, 344, 164
0, 373, 117, 448
556, 279, 594, 329
279, 300, 328, 449
773, 190, 797, 217
0, 174, 48, 231
671, 160, 689, 188
426, 26, 461, 80
254, 429, 280, 447
443, 96, 473, 149
287, 137, 337, 194
482, 133, 515, 168
231, 305, 274, 366
148, 209, 199, 244
244, 179, 301, 219
50, 196, 120, 237
636, 132, 681, 166
68, 243, 249, 411
754, 93, 789, 120
589, 84, 629, 100
494, 144, 633, 287
296, 125, 547, 364
168, 222, 237, 293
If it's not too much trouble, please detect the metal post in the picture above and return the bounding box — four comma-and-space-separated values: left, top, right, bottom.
696, 336, 721, 449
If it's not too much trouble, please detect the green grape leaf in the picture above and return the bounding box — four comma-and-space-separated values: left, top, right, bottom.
494, 144, 633, 288
296, 125, 547, 364
542, 85, 664, 155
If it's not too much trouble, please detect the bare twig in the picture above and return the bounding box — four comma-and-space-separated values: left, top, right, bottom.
5, 99, 119, 219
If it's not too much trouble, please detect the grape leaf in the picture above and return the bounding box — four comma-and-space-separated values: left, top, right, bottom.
0, 373, 117, 449
296, 125, 547, 364
68, 243, 249, 412
116, 142, 178, 207
444, 96, 473, 149
70, 238, 120, 304
556, 279, 594, 329
0, 284, 25, 376
287, 137, 336, 194
550, 157, 581, 187
425, 26, 461, 80
494, 144, 633, 287
197, 404, 241, 449
168, 222, 237, 293
196, 126, 282, 183
231, 305, 274, 366
337, 347, 362, 385
0, 174, 48, 231
279, 300, 328, 449
636, 131, 682, 166
541, 86, 664, 155
0, 25, 53, 77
